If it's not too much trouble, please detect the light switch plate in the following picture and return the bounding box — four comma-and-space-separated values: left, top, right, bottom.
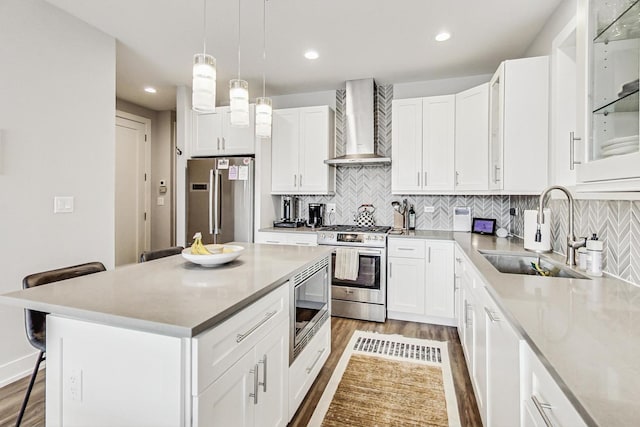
54, 196, 74, 213
157, 197, 165, 206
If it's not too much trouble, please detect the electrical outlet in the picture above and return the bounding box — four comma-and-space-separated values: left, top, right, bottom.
510, 207, 519, 216
424, 206, 435, 213
326, 203, 336, 213
68, 368, 83, 401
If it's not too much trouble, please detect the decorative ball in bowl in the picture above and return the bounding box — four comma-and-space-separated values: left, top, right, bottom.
181, 244, 245, 267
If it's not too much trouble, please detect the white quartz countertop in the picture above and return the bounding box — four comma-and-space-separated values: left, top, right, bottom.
444, 232, 639, 427
0, 243, 332, 338
258, 226, 319, 234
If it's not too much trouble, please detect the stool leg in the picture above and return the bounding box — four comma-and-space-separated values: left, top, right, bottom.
15, 350, 45, 427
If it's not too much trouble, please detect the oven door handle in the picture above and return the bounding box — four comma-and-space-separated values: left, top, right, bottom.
353, 249, 383, 256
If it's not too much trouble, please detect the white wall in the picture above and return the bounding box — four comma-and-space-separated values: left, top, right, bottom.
393, 74, 493, 99
525, 0, 578, 57
0, 0, 115, 386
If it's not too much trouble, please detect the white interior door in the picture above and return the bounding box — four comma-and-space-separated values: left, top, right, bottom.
115, 113, 150, 266
550, 19, 578, 186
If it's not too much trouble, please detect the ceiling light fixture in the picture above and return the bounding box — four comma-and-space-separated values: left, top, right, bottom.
192, 0, 216, 113
255, 0, 272, 139
304, 50, 319, 60
435, 32, 451, 42
229, 0, 249, 127
144, 87, 157, 94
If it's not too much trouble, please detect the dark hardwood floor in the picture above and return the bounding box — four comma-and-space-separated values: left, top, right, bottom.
0, 318, 481, 427
0, 370, 45, 427
288, 317, 482, 427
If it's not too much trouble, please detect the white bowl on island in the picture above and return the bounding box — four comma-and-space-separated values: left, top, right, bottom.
181, 244, 245, 267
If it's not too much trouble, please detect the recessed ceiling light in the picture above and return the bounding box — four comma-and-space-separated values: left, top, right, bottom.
304, 50, 319, 60
435, 32, 451, 42
144, 87, 157, 94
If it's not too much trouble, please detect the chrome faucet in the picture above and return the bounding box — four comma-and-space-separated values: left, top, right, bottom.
536, 185, 586, 266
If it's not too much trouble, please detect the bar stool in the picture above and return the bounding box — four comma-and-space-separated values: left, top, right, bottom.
16, 262, 106, 427
139, 246, 184, 262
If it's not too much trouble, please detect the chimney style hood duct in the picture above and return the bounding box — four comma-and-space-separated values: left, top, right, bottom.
325, 78, 391, 166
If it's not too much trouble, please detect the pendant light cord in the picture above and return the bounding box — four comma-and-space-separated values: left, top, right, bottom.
262, 0, 267, 96
202, 0, 207, 54
237, 0, 241, 79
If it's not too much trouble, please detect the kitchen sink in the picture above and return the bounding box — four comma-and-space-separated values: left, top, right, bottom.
479, 251, 590, 279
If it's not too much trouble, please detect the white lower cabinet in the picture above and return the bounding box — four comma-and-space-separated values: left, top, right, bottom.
387, 238, 454, 323
456, 247, 586, 427
288, 321, 331, 421
521, 342, 586, 427
255, 231, 317, 246
484, 288, 520, 427
192, 285, 289, 427
194, 319, 289, 427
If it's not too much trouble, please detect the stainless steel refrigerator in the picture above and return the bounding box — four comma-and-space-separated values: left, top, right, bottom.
186, 157, 254, 245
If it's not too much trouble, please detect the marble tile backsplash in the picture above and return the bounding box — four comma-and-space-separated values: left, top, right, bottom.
510, 195, 640, 285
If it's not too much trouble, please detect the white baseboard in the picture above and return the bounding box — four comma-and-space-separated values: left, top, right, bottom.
0, 350, 43, 388
387, 311, 457, 327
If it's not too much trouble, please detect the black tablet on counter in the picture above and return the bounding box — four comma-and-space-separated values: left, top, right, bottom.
471, 218, 496, 235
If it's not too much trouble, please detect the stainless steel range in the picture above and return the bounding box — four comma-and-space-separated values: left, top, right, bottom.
317, 225, 390, 322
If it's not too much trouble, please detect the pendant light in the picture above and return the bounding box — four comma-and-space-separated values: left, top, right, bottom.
229, 0, 249, 127
192, 0, 216, 113
255, 0, 272, 138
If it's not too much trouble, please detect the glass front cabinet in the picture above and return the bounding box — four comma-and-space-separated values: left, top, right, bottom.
577, 0, 640, 189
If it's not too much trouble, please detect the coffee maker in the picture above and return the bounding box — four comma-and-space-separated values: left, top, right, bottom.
307, 203, 325, 228
274, 196, 305, 228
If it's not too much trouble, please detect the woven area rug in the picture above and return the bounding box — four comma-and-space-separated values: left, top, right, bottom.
308, 331, 461, 427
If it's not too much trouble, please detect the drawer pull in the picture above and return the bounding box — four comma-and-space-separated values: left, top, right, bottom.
397, 247, 415, 251
249, 363, 259, 405
484, 307, 501, 322
236, 310, 278, 343
531, 395, 554, 427
306, 348, 326, 374
259, 354, 267, 392
266, 240, 280, 244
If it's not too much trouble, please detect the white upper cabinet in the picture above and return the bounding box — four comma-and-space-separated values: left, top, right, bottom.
455, 83, 490, 192
576, 0, 640, 190
271, 106, 335, 195
392, 96, 455, 193
488, 57, 549, 193
549, 18, 580, 188
192, 105, 256, 157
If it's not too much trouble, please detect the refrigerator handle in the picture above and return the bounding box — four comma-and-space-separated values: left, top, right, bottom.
214, 170, 222, 238
208, 169, 214, 235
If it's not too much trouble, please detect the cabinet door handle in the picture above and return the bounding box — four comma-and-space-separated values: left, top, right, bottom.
259, 354, 267, 392
484, 306, 501, 322
293, 174, 297, 187
249, 363, 259, 405
300, 174, 303, 187
494, 165, 501, 183
389, 262, 392, 278
465, 302, 472, 327
217, 137, 221, 150
424, 171, 428, 186
455, 171, 460, 186
222, 137, 226, 150
306, 348, 326, 374
417, 171, 420, 186
570, 132, 582, 170
236, 310, 277, 343
428, 247, 431, 263
531, 395, 554, 427
454, 275, 459, 290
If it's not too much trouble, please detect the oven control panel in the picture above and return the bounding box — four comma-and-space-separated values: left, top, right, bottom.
317, 232, 387, 247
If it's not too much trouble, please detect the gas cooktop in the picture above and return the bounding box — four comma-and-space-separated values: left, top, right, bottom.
317, 225, 391, 247
319, 225, 391, 233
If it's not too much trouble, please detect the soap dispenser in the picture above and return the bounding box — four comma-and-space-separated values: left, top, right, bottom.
586, 234, 604, 277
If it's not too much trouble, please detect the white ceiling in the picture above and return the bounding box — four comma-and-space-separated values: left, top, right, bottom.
46, 0, 564, 111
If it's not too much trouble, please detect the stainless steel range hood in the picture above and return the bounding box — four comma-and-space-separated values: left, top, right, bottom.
325, 78, 391, 166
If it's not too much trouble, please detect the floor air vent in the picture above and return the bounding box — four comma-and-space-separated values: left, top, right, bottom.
353, 335, 442, 364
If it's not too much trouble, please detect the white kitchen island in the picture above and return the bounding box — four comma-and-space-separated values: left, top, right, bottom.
0, 243, 332, 427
